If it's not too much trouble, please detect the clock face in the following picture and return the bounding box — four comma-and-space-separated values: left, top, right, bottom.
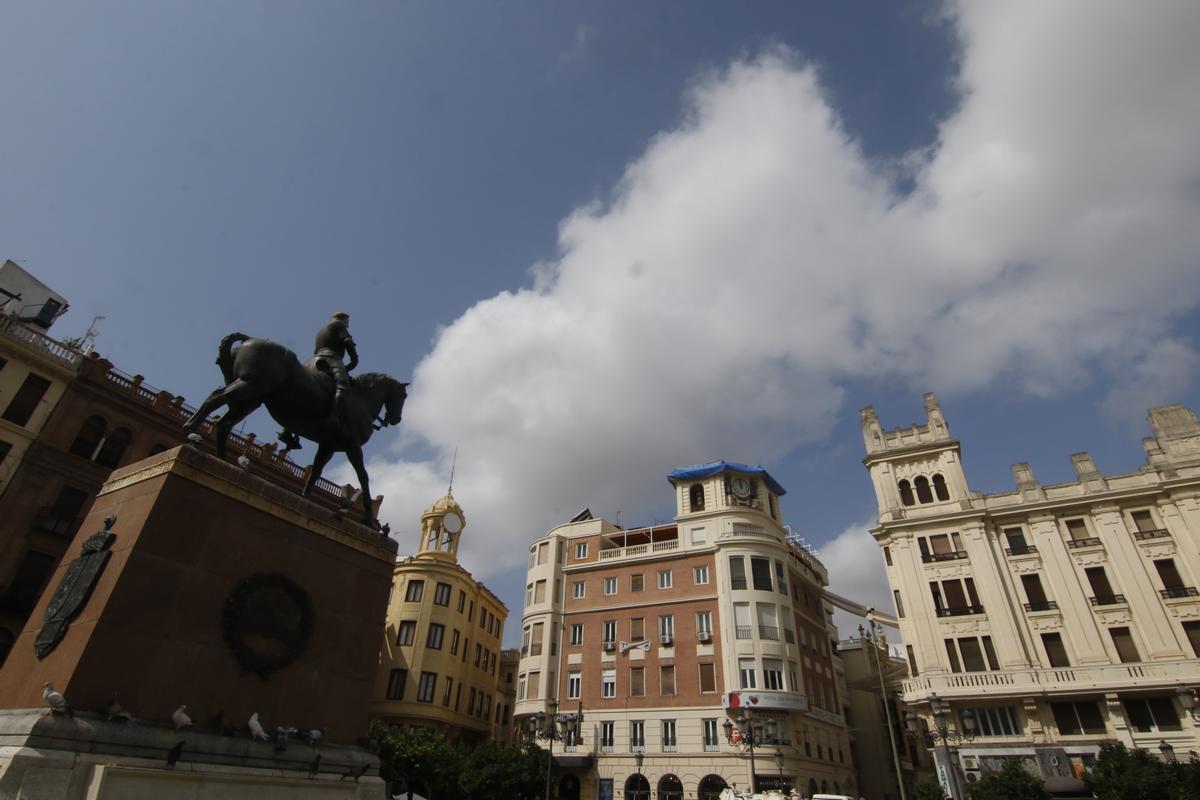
442, 511, 463, 534
731, 476, 752, 499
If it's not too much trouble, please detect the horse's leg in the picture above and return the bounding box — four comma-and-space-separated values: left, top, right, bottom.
206, 379, 261, 458
344, 445, 375, 527
302, 443, 335, 497
183, 385, 234, 433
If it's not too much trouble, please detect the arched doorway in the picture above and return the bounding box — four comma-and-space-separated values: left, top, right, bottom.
559, 774, 580, 800
698, 774, 729, 800
624, 773, 650, 800
808, 778, 819, 797
821, 779, 830, 793
658, 774, 683, 800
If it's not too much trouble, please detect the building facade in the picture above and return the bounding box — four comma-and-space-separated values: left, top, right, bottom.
372, 492, 511, 742
515, 461, 855, 800
862, 395, 1200, 796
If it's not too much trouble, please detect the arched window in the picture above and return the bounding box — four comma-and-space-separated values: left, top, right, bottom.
932, 473, 950, 501
689, 483, 705, 512
658, 774, 683, 800
699, 775, 730, 800
94, 427, 132, 469
898, 479, 915, 507
69, 415, 107, 458
808, 779, 819, 796
624, 773, 650, 800
914, 475, 933, 504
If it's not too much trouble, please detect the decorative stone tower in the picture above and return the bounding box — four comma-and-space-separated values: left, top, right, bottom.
418, 491, 466, 559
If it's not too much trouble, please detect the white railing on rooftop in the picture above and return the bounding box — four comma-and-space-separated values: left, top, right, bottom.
599, 539, 678, 561
902, 659, 1200, 699
0, 314, 83, 368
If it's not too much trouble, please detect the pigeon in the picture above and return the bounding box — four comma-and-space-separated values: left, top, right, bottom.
166, 741, 186, 767
172, 705, 193, 729
307, 754, 322, 777
42, 682, 71, 717
105, 691, 132, 722
275, 725, 298, 752
380, 523, 391, 536
341, 763, 370, 782
187, 432, 203, 443
299, 727, 326, 746
237, 454, 251, 470
248, 712, 269, 741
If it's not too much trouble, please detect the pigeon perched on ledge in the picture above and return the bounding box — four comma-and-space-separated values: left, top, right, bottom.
42, 682, 72, 717
105, 691, 132, 722
172, 705, 193, 729
248, 712, 269, 741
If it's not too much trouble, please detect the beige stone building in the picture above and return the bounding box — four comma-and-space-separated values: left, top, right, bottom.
862, 395, 1200, 797
372, 492, 510, 742
516, 461, 855, 800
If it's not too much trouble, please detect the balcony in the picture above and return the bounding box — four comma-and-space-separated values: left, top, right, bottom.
528, 643, 543, 656
1067, 537, 1102, 548
1132, 528, 1170, 541
1089, 594, 1127, 606
1160, 586, 1199, 599
1005, 545, 1037, 556
1023, 600, 1059, 612
0, 314, 84, 368
936, 605, 985, 618
921, 551, 968, 563
731, 578, 748, 590
735, 626, 753, 639
902, 658, 1200, 702
758, 625, 779, 641
598, 537, 679, 562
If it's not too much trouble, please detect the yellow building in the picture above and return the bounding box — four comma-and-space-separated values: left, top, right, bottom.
862, 395, 1200, 797
372, 492, 510, 742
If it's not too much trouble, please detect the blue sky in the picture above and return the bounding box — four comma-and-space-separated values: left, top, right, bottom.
3, 2, 1198, 644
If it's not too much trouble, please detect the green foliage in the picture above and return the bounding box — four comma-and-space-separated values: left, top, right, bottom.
965, 760, 1048, 800
1086, 741, 1200, 800
372, 723, 462, 799
913, 775, 946, 800
459, 740, 549, 800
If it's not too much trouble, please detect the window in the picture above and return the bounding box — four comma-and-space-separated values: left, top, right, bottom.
774, 561, 787, 594
450, 629, 460, 655
630, 617, 645, 642
630, 667, 645, 696
630, 574, 644, 592
433, 582, 451, 606
2, 372, 51, 426
696, 611, 713, 638
1085, 567, 1118, 602
457, 590, 466, 612
475, 643, 482, 666
906, 645, 919, 677
1154, 558, 1186, 591
426, 623, 445, 650
756, 603, 779, 640
957, 706, 1020, 736
660, 665, 675, 695
945, 636, 998, 673
750, 558, 773, 591
396, 620, 416, 646
468, 687, 477, 713
932, 473, 950, 501
738, 658, 757, 689
534, 580, 546, 603
416, 672, 437, 702
1004, 527, 1032, 554
689, 483, 705, 511
93, 427, 132, 468
600, 721, 614, 751
70, 415, 107, 458
442, 677, 453, 706
914, 475, 933, 504
386, 668, 407, 700
658, 615, 674, 640
601, 669, 616, 698
527, 671, 540, 699
572, 580, 585, 599
893, 590, 905, 618
405, 580, 424, 603
537, 541, 549, 564
883, 546, 892, 566
1123, 696, 1181, 732
517, 674, 527, 700
569, 623, 583, 645
693, 565, 709, 585
1110, 627, 1140, 663
898, 479, 915, 506
568, 672, 581, 700
662, 720, 677, 751
1042, 633, 1070, 668
630, 720, 645, 750
690, 527, 706, 545
762, 658, 784, 690
603, 576, 617, 595
703, 719, 719, 751
1184, 621, 1200, 657
575, 542, 588, 560
657, 570, 672, 589
734, 602, 752, 639
1021, 574, 1051, 611
729, 556, 747, 590
1051, 701, 1106, 735
37, 485, 89, 537
699, 663, 716, 693
1065, 518, 1091, 542
602, 620, 616, 644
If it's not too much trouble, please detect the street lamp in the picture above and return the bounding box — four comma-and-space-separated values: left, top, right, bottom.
774, 747, 786, 790
1175, 687, 1200, 722
861, 620, 909, 800
906, 699, 975, 800
1159, 740, 1177, 763
524, 700, 582, 800
723, 710, 775, 793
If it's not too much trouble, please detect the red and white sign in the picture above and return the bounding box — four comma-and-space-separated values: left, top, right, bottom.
723, 691, 810, 712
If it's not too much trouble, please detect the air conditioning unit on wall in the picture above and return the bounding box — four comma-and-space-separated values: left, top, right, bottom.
698, 631, 713, 642
602, 641, 616, 652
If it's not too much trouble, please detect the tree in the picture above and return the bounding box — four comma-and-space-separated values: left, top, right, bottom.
458, 740, 549, 800
1086, 741, 1200, 800
372, 723, 461, 799
965, 760, 1048, 800
913, 776, 946, 800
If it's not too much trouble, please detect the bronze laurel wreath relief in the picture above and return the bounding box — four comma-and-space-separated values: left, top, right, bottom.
221, 573, 314, 679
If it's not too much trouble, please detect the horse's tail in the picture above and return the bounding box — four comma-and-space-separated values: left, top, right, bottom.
217, 332, 251, 384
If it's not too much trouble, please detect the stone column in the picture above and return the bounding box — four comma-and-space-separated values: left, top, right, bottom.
1027, 513, 1108, 665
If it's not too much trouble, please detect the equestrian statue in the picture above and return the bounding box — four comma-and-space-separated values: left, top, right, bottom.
182, 313, 407, 526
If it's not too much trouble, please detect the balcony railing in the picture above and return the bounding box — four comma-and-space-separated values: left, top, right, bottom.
921, 551, 969, 563
1005, 545, 1037, 556
1089, 594, 1127, 606
735, 626, 754, 639
758, 625, 779, 641
902, 659, 1200, 700
0, 314, 84, 368
730, 578, 748, 590
1023, 600, 1059, 612
32, 509, 84, 538
936, 605, 985, 617
1067, 537, 1102, 548
1160, 586, 1199, 599
1133, 529, 1170, 541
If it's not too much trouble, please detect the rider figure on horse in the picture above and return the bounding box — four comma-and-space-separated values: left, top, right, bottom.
315, 312, 358, 431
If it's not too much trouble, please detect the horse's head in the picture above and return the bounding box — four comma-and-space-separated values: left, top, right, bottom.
383, 379, 408, 426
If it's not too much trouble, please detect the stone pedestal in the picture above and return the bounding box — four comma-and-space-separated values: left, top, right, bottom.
0, 445, 397, 749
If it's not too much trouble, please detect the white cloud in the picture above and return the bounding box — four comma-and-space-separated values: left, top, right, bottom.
821, 521, 901, 644
369, 2, 1200, 581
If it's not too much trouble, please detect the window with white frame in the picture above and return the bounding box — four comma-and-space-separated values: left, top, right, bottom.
661, 720, 677, 751
703, 718, 719, 751
603, 576, 618, 595
1122, 697, 1182, 733
693, 565, 710, 584
696, 610, 713, 639
517, 674, 526, 700
602, 620, 617, 644
959, 706, 1022, 737
739, 657, 757, 689
405, 580, 425, 602
600, 721, 614, 751
630, 720, 645, 750
658, 569, 673, 589
762, 658, 784, 690
417, 671, 437, 703
568, 672, 582, 700
572, 580, 585, 599
601, 669, 616, 698
569, 623, 584, 645
658, 615, 675, 640
691, 527, 706, 545
575, 542, 588, 560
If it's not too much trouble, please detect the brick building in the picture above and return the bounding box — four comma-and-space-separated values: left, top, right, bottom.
515, 461, 855, 800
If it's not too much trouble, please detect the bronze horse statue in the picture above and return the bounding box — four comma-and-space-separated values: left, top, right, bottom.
182, 332, 407, 525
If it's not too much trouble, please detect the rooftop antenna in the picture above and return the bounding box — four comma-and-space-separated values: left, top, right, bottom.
82, 315, 105, 353
447, 447, 458, 495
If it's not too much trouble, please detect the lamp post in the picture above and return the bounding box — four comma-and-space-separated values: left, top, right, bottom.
1159, 740, 1177, 763
861, 621, 908, 800
906, 699, 975, 800
1175, 687, 1200, 722
524, 700, 582, 800
723, 710, 775, 793
774, 747, 786, 791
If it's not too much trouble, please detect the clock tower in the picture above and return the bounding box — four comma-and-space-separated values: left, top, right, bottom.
418, 491, 465, 559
